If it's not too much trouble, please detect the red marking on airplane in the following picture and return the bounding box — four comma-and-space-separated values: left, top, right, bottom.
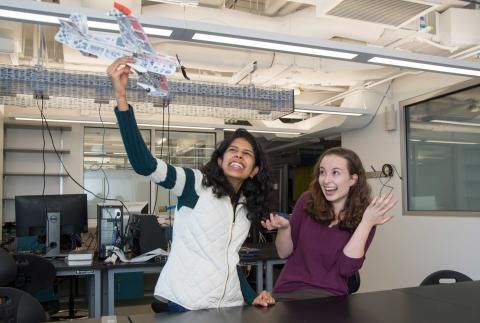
114, 2, 131, 15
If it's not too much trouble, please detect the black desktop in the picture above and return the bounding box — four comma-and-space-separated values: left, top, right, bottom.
15, 194, 88, 256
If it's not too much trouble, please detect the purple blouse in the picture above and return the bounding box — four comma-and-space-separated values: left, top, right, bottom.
273, 192, 376, 296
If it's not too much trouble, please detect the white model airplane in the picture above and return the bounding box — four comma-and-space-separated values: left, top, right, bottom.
55, 2, 178, 96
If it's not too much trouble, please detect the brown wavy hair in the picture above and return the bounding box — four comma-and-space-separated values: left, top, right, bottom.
304, 147, 371, 232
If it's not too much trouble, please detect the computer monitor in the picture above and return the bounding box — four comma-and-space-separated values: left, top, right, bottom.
15, 194, 88, 255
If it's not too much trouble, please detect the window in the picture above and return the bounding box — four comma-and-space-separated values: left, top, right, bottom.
83, 127, 216, 217
153, 130, 216, 212
83, 127, 151, 218
401, 80, 480, 215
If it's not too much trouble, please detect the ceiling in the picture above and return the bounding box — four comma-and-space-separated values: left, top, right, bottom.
0, 0, 479, 146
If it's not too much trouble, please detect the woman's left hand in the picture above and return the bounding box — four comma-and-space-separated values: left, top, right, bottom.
253, 290, 276, 307
362, 192, 397, 227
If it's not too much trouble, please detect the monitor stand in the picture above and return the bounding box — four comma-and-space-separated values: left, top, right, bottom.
46, 211, 61, 257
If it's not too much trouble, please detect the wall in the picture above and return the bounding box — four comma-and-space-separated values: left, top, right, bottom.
342, 73, 480, 292
1, 119, 85, 222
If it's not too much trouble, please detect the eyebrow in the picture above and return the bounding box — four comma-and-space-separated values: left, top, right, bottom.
320, 167, 344, 171
229, 145, 254, 154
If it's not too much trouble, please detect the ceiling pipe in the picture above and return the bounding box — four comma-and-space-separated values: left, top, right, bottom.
264, 0, 289, 16
277, 2, 305, 16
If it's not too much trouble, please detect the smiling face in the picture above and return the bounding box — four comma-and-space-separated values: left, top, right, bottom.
218, 137, 259, 192
318, 154, 358, 214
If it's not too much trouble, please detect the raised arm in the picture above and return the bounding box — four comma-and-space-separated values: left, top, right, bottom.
107, 57, 158, 177
343, 192, 397, 258
107, 56, 134, 111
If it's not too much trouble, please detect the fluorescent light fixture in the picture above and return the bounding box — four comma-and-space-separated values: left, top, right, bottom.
294, 108, 363, 116
87, 21, 172, 37
137, 123, 215, 130
0, 9, 172, 37
425, 140, 478, 145
409, 139, 422, 142
192, 33, 357, 60
14, 117, 116, 125
369, 57, 480, 77
223, 128, 302, 135
143, 27, 173, 37
148, 0, 199, 6
430, 120, 480, 127
0, 9, 61, 24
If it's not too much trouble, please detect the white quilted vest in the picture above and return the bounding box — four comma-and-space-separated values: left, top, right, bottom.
153, 186, 251, 310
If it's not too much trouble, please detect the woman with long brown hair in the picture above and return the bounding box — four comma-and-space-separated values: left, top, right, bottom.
262, 147, 396, 301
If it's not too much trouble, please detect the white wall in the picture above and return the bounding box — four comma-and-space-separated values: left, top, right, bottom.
343, 73, 480, 292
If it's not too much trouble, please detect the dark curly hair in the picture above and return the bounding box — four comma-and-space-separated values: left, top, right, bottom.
201, 129, 271, 222
304, 147, 371, 232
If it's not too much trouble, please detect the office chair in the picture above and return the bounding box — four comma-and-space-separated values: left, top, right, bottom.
347, 271, 360, 294
420, 270, 472, 286
0, 248, 47, 323
12, 253, 60, 318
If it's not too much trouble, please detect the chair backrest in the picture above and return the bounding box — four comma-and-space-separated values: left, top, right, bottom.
0, 287, 46, 323
420, 270, 473, 286
0, 248, 17, 286
347, 271, 360, 294
13, 254, 56, 294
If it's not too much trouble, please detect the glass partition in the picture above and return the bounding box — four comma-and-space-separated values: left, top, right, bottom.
401, 80, 480, 215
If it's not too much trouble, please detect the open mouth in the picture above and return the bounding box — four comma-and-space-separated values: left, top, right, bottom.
229, 161, 244, 169
323, 187, 337, 194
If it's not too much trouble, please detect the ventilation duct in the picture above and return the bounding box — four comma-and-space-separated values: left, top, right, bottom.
317, 0, 435, 28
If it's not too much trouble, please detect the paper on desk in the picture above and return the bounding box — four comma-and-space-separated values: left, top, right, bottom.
111, 247, 168, 263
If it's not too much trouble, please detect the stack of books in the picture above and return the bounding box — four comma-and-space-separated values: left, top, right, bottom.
66, 250, 94, 266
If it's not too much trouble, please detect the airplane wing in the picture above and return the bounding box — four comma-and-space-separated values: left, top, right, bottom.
55, 3, 179, 97
55, 14, 130, 60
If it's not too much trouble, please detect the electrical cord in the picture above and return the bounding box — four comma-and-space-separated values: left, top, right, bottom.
362, 80, 393, 129
36, 99, 53, 253
370, 165, 394, 197
152, 97, 171, 215
88, 104, 111, 199
35, 97, 132, 250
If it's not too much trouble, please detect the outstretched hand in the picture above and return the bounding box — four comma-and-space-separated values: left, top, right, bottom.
252, 290, 275, 307
261, 213, 290, 231
362, 192, 397, 227
106, 56, 135, 109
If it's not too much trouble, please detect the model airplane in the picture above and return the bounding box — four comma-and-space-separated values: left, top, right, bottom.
55, 2, 177, 96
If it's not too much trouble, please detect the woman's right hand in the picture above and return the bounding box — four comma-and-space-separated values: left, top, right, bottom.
106, 56, 135, 110
261, 213, 290, 231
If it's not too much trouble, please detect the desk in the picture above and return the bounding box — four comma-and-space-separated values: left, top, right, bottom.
396, 280, 480, 313
70, 281, 480, 323
103, 260, 165, 316
51, 259, 102, 318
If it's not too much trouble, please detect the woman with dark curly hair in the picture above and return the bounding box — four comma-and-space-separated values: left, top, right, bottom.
107, 56, 275, 311
262, 147, 396, 301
